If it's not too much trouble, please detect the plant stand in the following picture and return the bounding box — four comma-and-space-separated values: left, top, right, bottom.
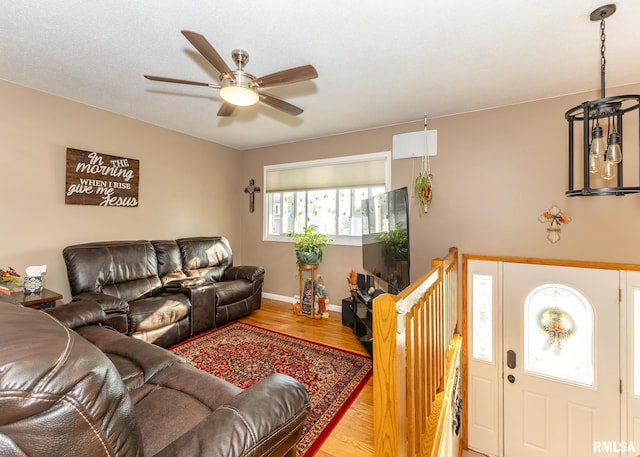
297, 263, 319, 319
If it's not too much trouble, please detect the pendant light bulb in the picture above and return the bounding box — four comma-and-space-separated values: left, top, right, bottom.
605, 131, 622, 164
589, 123, 606, 173
602, 160, 617, 181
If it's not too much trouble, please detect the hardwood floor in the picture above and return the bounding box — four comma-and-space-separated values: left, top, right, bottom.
240, 297, 374, 457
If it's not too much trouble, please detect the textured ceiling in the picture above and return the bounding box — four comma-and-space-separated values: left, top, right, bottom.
1, 1, 640, 150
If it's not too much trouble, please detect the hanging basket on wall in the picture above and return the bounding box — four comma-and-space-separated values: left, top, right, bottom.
415, 171, 433, 213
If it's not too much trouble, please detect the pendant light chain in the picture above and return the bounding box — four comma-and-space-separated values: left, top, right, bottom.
599, 18, 607, 98
600, 19, 606, 74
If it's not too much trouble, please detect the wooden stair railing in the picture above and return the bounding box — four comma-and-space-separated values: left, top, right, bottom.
374, 247, 460, 457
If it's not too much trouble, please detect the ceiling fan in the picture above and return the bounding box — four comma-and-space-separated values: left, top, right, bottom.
144, 30, 318, 117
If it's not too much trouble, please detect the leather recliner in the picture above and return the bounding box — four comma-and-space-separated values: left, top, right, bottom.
175, 237, 264, 329
0, 299, 310, 457
63, 240, 192, 347
63, 237, 265, 347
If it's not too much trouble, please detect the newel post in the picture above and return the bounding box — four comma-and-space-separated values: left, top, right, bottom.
374, 293, 402, 457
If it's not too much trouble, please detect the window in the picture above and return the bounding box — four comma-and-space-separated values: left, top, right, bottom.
472, 274, 493, 363
523, 283, 594, 387
264, 152, 389, 245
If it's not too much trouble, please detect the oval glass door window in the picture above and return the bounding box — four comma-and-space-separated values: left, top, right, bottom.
524, 283, 594, 387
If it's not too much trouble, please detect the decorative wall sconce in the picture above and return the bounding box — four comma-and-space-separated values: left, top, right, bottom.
539, 205, 571, 243
565, 4, 640, 196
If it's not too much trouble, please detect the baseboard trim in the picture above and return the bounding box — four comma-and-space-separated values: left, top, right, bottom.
262, 292, 295, 304
262, 292, 341, 313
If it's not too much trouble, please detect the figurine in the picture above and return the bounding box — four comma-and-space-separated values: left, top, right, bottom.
316, 276, 330, 319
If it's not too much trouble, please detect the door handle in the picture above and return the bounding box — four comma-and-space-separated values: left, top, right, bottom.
507, 350, 516, 369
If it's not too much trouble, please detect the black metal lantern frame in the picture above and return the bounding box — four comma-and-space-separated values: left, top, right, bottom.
566, 95, 640, 196
565, 5, 640, 197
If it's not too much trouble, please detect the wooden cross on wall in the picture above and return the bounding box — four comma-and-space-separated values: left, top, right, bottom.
244, 179, 261, 213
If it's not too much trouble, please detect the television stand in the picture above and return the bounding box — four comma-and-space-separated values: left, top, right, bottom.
356, 289, 372, 306
351, 289, 384, 356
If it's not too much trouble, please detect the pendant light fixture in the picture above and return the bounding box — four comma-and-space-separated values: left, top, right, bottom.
565, 4, 640, 196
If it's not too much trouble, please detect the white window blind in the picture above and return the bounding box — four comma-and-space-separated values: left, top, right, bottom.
265, 155, 387, 192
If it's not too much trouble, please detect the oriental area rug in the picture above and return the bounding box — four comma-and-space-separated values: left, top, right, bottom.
169, 321, 372, 456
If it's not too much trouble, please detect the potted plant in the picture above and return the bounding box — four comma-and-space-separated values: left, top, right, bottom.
415, 171, 433, 213
0, 267, 21, 293
288, 225, 331, 265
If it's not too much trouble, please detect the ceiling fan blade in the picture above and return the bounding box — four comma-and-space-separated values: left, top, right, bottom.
256, 65, 318, 88
144, 75, 217, 87
260, 93, 304, 116
217, 103, 236, 117
181, 30, 233, 76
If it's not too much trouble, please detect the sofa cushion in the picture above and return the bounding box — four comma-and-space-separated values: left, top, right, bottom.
64, 240, 163, 301
215, 279, 254, 306
102, 277, 163, 302
128, 293, 190, 333
137, 320, 191, 348
77, 324, 180, 388
177, 236, 233, 282
152, 239, 188, 285
134, 361, 243, 456
75, 321, 243, 456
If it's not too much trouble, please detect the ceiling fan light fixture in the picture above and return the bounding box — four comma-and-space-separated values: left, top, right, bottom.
220, 73, 259, 106
220, 85, 259, 106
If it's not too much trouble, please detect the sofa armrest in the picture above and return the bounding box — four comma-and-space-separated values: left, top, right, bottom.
71, 292, 130, 333
164, 277, 216, 336
72, 291, 130, 314
224, 265, 265, 283
46, 300, 106, 329
164, 277, 209, 288
154, 373, 310, 457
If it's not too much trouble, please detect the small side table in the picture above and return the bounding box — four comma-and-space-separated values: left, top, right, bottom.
298, 263, 318, 318
14, 288, 63, 310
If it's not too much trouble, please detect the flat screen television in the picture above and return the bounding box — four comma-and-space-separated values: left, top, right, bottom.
361, 187, 410, 294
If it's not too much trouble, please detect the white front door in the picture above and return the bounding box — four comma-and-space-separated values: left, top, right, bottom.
503, 263, 620, 456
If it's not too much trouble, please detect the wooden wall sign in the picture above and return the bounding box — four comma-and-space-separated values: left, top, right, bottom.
65, 148, 139, 207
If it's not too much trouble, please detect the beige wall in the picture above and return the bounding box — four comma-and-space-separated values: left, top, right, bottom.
241, 83, 640, 304
3, 77, 640, 307
0, 80, 242, 300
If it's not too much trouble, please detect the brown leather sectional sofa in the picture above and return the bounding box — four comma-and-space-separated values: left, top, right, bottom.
63, 236, 264, 347
0, 297, 310, 456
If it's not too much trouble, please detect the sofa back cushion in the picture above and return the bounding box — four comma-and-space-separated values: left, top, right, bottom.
63, 240, 162, 301
177, 236, 233, 282
0, 302, 143, 456
152, 239, 187, 285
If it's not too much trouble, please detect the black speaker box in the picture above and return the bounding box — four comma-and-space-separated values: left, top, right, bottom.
366, 274, 375, 289
341, 297, 354, 327
357, 273, 366, 290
